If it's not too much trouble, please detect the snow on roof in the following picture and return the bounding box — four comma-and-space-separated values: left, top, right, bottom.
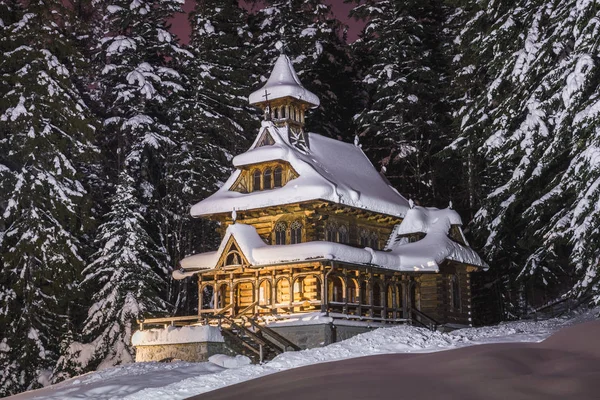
190, 121, 410, 218
174, 221, 487, 280
387, 206, 488, 270
248, 53, 320, 107
396, 206, 463, 235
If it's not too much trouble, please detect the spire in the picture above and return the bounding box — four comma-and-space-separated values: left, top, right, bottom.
248, 52, 320, 109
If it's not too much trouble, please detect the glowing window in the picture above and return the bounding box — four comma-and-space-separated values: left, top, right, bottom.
275, 222, 287, 245
290, 220, 302, 244
274, 167, 283, 187
263, 168, 272, 190
252, 169, 261, 191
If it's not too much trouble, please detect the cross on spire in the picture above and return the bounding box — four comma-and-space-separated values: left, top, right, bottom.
262, 89, 272, 121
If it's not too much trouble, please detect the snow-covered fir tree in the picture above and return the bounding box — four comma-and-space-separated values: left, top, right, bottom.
188, 0, 259, 152
350, 0, 450, 204
75, 0, 189, 370
250, 0, 354, 139
449, 0, 600, 310
0, 0, 97, 395
75, 172, 169, 371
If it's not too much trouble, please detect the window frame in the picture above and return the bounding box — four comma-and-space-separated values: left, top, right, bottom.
252, 169, 261, 191
263, 168, 272, 190
290, 220, 303, 244
275, 222, 287, 245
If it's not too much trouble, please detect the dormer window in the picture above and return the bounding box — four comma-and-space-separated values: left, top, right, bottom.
253, 169, 261, 191
274, 167, 282, 187
263, 169, 272, 190
230, 162, 298, 193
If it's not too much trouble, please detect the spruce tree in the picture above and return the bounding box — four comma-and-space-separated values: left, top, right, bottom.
350, 0, 450, 204
76, 0, 188, 369
79, 172, 170, 370
449, 0, 600, 310
188, 0, 259, 152
0, 0, 97, 395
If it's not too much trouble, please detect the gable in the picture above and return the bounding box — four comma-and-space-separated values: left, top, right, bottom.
216, 236, 250, 269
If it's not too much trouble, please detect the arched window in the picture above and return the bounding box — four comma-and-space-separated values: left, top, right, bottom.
373, 282, 382, 307
274, 108, 279, 119
252, 169, 261, 191
273, 167, 283, 187
290, 220, 302, 244
329, 276, 344, 302
359, 229, 369, 247
218, 284, 230, 308
338, 225, 349, 243
263, 168, 272, 190
276, 278, 289, 304
347, 279, 358, 303
226, 251, 242, 266
275, 222, 287, 245
259, 280, 271, 306
326, 223, 337, 242
202, 285, 215, 309
360, 281, 368, 305
370, 233, 379, 250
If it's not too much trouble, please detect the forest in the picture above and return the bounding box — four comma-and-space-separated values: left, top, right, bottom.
1, 0, 599, 396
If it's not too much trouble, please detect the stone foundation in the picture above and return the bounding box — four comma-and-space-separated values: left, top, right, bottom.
268, 323, 374, 349
134, 341, 233, 363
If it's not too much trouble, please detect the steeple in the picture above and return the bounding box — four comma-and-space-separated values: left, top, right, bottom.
249, 46, 319, 134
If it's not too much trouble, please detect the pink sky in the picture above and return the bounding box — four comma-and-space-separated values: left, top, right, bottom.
170, 1, 363, 44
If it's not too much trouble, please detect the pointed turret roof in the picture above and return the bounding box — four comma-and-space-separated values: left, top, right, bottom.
248, 54, 320, 108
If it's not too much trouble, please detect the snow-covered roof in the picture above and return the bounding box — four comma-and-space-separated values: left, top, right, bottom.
386, 206, 487, 270
174, 220, 488, 280
396, 207, 463, 235
248, 53, 320, 108
191, 121, 410, 218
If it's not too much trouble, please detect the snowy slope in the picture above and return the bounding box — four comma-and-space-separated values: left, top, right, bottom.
11, 308, 597, 400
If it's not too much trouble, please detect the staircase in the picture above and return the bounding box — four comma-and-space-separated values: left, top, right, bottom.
219, 315, 301, 363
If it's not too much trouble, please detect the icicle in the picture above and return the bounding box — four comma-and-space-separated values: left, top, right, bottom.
232, 208, 237, 224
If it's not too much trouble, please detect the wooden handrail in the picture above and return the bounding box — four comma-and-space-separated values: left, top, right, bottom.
235, 301, 258, 317
215, 303, 233, 316
410, 307, 439, 331
246, 317, 301, 352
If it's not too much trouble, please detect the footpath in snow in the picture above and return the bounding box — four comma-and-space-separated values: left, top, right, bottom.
11, 309, 598, 400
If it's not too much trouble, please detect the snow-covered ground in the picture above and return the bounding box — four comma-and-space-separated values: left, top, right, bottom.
11, 309, 598, 400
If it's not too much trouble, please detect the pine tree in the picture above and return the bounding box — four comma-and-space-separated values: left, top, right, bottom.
350, 0, 450, 204
449, 0, 600, 310
250, 0, 354, 139
0, 0, 97, 395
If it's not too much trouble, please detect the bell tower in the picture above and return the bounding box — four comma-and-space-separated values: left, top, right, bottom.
248, 47, 320, 151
